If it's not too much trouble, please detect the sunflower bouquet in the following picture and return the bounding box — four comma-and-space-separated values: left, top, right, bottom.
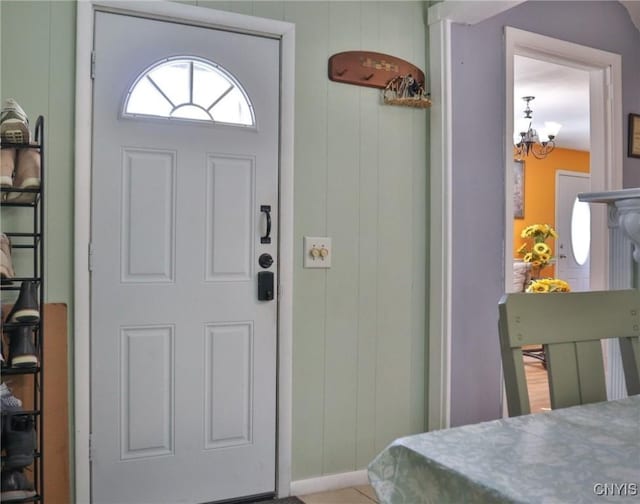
517, 223, 557, 278
517, 223, 571, 293
526, 278, 571, 293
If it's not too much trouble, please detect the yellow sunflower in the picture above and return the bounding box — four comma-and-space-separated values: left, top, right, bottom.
521, 225, 539, 238
527, 281, 550, 293
533, 242, 550, 255
550, 279, 571, 292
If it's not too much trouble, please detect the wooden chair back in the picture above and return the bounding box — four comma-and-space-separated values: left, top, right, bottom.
498, 289, 640, 416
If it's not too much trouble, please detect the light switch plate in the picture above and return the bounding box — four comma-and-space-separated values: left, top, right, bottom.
303, 236, 332, 268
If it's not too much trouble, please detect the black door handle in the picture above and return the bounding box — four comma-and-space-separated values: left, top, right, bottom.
261, 205, 271, 244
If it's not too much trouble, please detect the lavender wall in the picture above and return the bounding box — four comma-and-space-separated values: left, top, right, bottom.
449, 0, 640, 426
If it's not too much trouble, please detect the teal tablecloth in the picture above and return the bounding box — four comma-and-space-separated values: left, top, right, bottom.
368, 396, 640, 503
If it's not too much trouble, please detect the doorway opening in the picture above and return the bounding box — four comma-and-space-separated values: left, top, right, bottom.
505, 27, 623, 296
511, 56, 591, 294
504, 27, 623, 414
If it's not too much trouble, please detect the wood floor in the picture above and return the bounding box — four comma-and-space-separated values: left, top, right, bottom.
524, 354, 551, 413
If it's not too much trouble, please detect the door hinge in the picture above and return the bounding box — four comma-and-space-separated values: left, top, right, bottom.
91, 50, 96, 80
88, 242, 94, 272
89, 434, 93, 461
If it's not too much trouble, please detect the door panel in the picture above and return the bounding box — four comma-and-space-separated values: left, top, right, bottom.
205, 155, 254, 281
121, 148, 176, 282
204, 322, 253, 448
556, 172, 590, 292
91, 12, 279, 504
120, 325, 174, 459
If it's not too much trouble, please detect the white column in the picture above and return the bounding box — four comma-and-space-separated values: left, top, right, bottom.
580, 189, 640, 399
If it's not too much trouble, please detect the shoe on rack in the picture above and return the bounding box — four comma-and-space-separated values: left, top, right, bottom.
6, 281, 39, 323
0, 233, 15, 281
0, 308, 5, 368
0, 382, 23, 438
8, 326, 38, 368
2, 413, 36, 469
0, 469, 36, 500
6, 147, 40, 203
0, 382, 23, 411
0, 326, 6, 368
0, 99, 30, 144
1, 147, 15, 188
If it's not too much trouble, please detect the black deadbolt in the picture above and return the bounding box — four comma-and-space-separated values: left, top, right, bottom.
258, 271, 274, 301
259, 253, 274, 269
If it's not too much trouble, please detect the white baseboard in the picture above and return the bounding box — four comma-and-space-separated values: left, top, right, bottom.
290, 469, 369, 496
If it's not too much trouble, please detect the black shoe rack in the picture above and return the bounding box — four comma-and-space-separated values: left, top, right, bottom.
1, 115, 45, 503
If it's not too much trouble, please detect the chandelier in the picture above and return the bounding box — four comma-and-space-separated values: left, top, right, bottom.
514, 96, 562, 160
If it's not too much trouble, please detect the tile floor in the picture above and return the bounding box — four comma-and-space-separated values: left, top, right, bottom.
298, 485, 378, 504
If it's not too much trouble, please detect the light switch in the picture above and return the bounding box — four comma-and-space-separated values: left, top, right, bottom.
304, 237, 332, 268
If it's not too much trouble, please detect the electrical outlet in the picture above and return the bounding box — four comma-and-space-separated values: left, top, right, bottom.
303, 236, 332, 268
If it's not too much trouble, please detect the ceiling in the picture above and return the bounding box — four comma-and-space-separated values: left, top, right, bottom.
621, 0, 640, 31
511, 0, 640, 153
514, 55, 590, 151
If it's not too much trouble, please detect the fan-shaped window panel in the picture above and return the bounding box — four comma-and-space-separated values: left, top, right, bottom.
124, 57, 255, 127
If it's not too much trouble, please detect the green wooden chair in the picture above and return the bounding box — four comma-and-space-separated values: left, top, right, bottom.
498, 289, 640, 416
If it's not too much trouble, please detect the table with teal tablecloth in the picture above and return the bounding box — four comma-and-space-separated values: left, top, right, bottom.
368, 396, 640, 503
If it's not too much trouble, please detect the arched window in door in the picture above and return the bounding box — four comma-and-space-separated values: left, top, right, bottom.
124, 56, 255, 126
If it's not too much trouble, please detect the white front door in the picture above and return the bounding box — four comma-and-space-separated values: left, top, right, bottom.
90, 12, 279, 504
556, 171, 591, 292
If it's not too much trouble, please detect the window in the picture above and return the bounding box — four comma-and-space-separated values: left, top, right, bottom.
570, 197, 591, 266
124, 57, 255, 126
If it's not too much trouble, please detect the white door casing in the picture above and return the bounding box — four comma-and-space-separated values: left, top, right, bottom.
556, 172, 591, 292
91, 12, 278, 504
504, 27, 622, 297
75, 2, 295, 502
503, 28, 621, 418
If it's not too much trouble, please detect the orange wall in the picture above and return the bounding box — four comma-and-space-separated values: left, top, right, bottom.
513, 147, 590, 277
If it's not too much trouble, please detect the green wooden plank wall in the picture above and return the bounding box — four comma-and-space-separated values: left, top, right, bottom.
1, 0, 75, 305
0, 0, 428, 482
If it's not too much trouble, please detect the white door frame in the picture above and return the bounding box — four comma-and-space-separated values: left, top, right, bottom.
74, 2, 295, 501
427, 1, 622, 428
504, 27, 622, 296
426, 16, 453, 431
